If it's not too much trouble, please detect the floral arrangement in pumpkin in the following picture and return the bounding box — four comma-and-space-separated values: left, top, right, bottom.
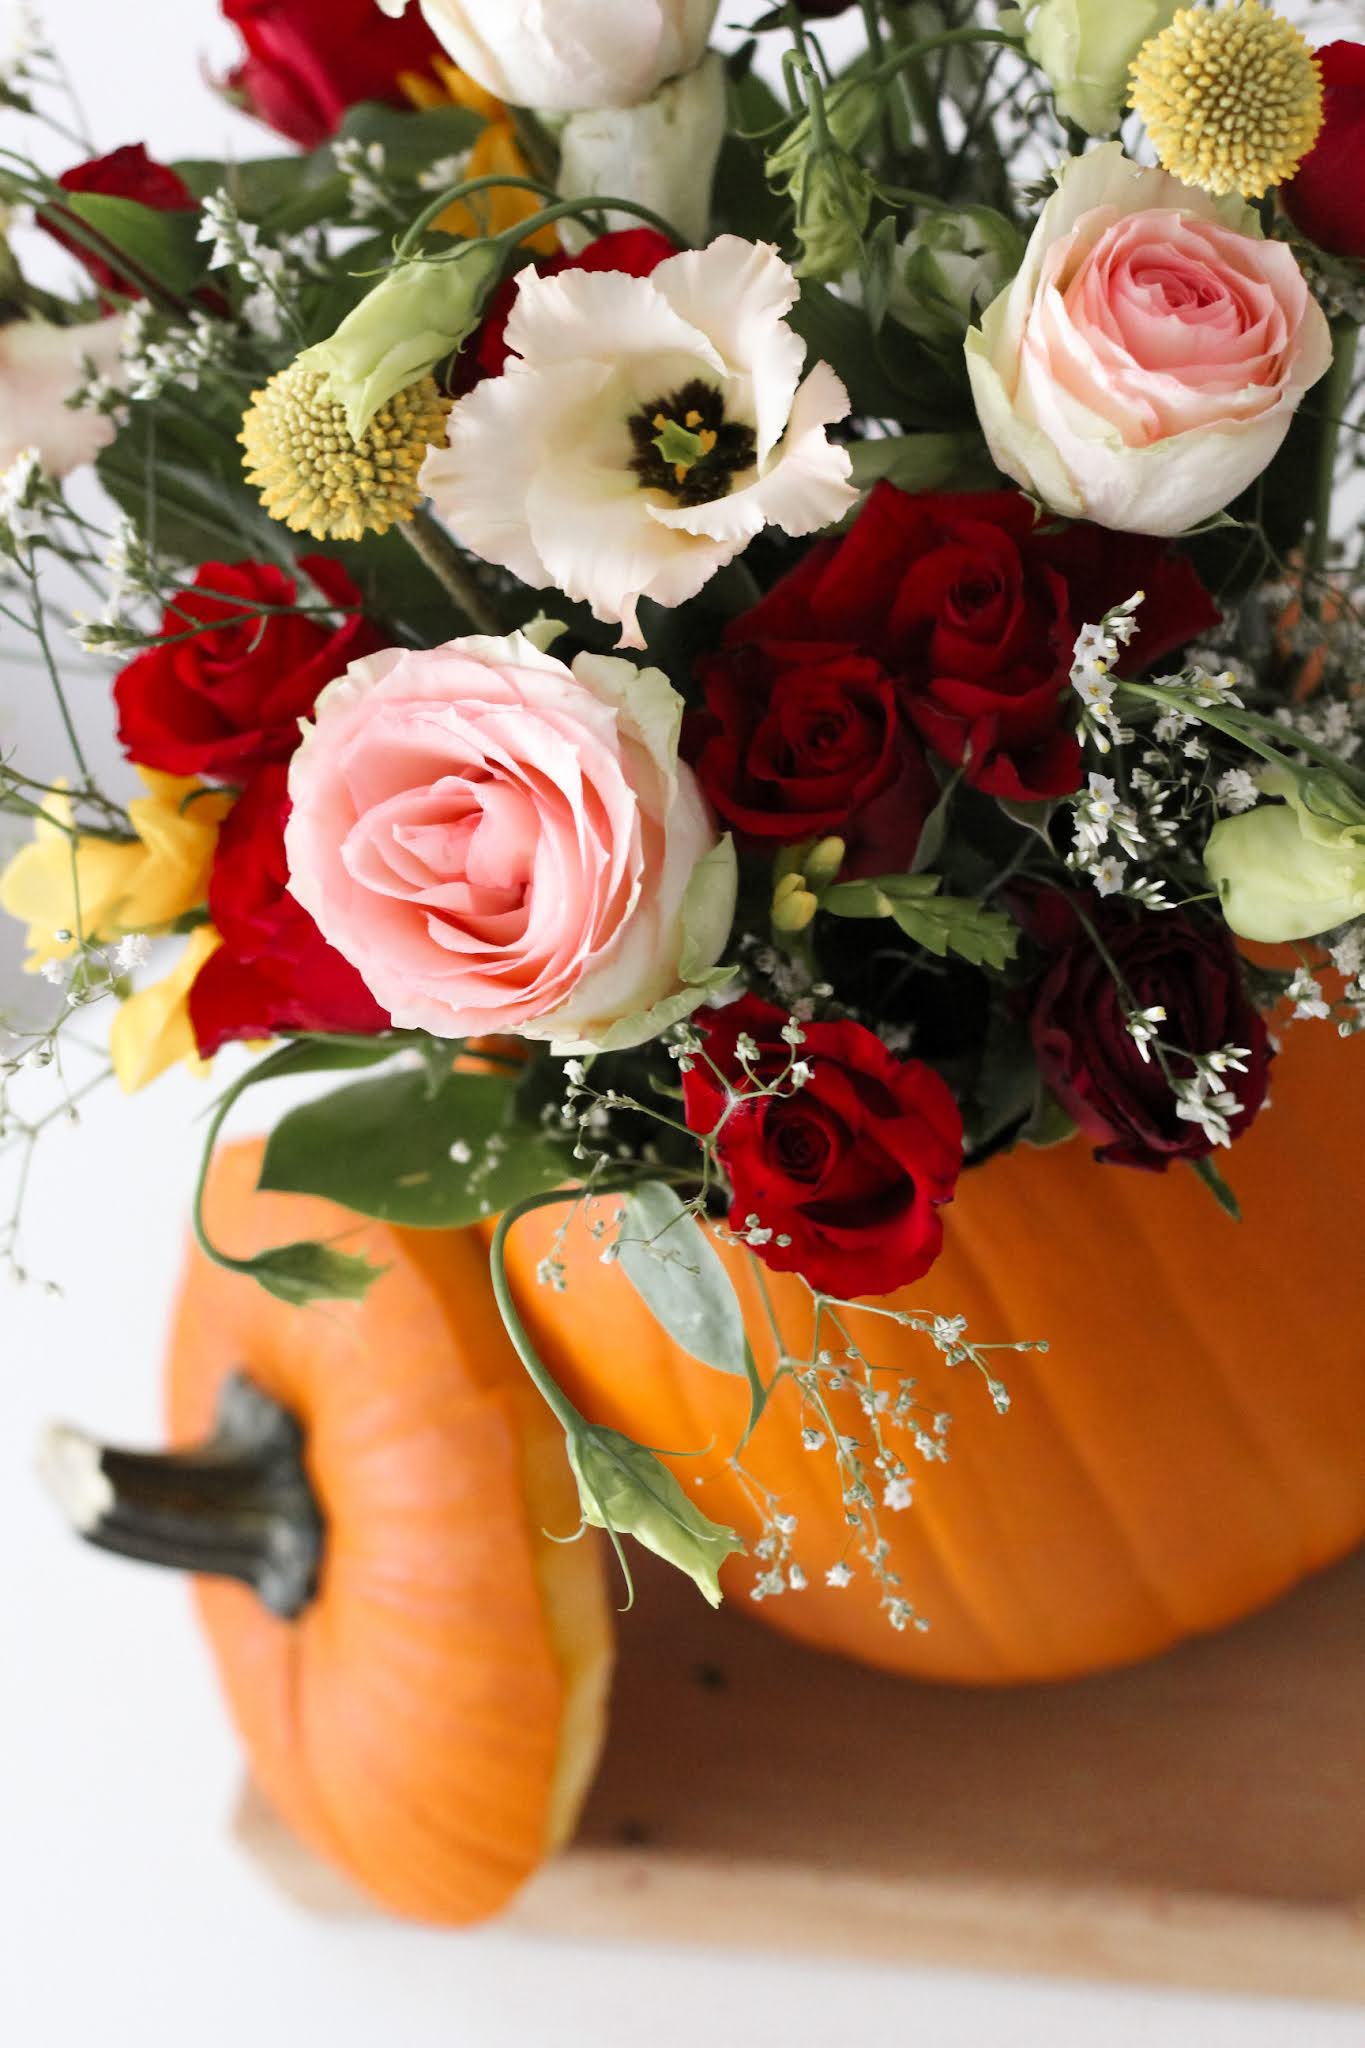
3, 0, 1364, 1646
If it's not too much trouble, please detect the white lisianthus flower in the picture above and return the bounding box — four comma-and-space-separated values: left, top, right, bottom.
557, 52, 728, 251
377, 0, 719, 112
421, 236, 857, 649
0, 315, 125, 477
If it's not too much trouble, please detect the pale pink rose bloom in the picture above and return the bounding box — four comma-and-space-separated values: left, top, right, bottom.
0, 316, 125, 478
966, 145, 1332, 535
285, 631, 736, 1051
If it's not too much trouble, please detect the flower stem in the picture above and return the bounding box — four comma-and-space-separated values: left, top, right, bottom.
400, 508, 502, 636
1306, 319, 1359, 586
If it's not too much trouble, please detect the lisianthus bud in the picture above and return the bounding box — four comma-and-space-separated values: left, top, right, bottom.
1008, 0, 1180, 137
1206, 764, 1365, 943
766, 81, 879, 282
557, 52, 726, 250
890, 207, 1023, 347
295, 247, 503, 441
568, 1427, 742, 1606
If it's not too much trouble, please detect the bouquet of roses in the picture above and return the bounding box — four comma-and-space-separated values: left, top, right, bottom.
2, 0, 1363, 1636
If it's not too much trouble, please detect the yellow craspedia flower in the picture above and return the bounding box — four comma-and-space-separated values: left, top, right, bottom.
239, 359, 451, 544
1129, 2, 1324, 199
0, 770, 229, 970
109, 923, 221, 1093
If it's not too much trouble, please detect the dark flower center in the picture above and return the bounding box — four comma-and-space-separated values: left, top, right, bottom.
628, 378, 757, 507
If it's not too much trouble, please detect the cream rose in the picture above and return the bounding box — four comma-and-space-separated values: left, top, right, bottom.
377, 0, 719, 112
965, 145, 1333, 536
284, 630, 736, 1052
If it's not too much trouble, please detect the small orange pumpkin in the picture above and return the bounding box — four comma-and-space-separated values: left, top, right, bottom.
498, 1021, 1365, 1685
43, 1138, 612, 1924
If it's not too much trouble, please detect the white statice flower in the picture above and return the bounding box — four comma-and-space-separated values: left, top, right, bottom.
882, 1475, 914, 1512
825, 1561, 853, 1589
422, 236, 856, 648
1214, 766, 1260, 814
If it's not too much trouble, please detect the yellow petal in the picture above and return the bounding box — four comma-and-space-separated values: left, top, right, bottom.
435, 122, 559, 253
109, 925, 221, 1094
0, 829, 145, 969
122, 771, 231, 931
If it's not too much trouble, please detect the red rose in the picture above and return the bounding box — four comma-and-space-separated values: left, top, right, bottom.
43, 145, 198, 302
728, 485, 1218, 803
689, 643, 939, 876
115, 557, 380, 781
451, 229, 677, 395
1028, 899, 1271, 1171
1283, 42, 1365, 261
221, 0, 447, 150
191, 765, 389, 1055
683, 994, 963, 1298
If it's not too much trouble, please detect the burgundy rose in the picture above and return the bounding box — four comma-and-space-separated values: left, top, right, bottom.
689, 642, 938, 876
220, 0, 447, 150
451, 228, 677, 395
115, 557, 380, 780
43, 145, 199, 303
683, 994, 963, 1298
1028, 898, 1271, 1171
1283, 42, 1365, 261
190, 765, 389, 1055
725, 485, 1218, 804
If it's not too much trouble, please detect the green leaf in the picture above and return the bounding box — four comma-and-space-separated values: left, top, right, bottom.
1190, 1154, 1242, 1221
56, 192, 207, 296
997, 796, 1059, 848
911, 765, 964, 873
887, 892, 1019, 970
259, 1066, 572, 1227
615, 1184, 747, 1374
247, 1239, 384, 1307
848, 432, 988, 496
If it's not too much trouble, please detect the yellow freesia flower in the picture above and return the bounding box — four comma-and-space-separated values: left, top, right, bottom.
400, 57, 559, 251
109, 924, 222, 1094
0, 769, 230, 970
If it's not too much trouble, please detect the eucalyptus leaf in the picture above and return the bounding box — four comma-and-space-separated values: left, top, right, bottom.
259, 1066, 572, 1227
615, 1183, 748, 1375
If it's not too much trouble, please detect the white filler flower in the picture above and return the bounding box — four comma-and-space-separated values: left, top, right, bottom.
422, 236, 857, 648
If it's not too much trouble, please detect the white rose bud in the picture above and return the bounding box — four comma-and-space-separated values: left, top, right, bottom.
378, 0, 720, 112
557, 53, 727, 251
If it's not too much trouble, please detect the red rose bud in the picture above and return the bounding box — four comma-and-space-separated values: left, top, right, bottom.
1028, 900, 1271, 1171
725, 485, 1218, 805
1283, 42, 1365, 261
688, 644, 939, 878
191, 765, 389, 1055
683, 995, 963, 1300
114, 557, 381, 781
44, 145, 198, 302
451, 229, 678, 395
220, 0, 447, 150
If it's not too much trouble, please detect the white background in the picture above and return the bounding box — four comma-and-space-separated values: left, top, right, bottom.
3, 3, 1365, 2043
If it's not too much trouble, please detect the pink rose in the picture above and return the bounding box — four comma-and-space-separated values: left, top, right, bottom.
966, 144, 1332, 535
284, 631, 736, 1050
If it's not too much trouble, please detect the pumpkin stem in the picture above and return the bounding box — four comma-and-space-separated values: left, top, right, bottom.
39, 1373, 323, 1619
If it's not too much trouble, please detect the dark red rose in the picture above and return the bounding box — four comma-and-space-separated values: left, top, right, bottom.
1028, 899, 1271, 1171
43, 145, 198, 302
221, 0, 447, 150
1283, 42, 1365, 260
115, 557, 381, 780
683, 994, 963, 1298
451, 229, 677, 394
191, 765, 389, 1054
727, 485, 1218, 804
689, 642, 938, 876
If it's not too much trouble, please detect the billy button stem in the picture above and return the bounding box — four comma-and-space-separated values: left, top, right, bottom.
39, 1373, 323, 1619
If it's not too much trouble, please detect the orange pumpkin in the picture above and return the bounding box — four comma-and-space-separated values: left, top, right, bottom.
498, 1022, 1365, 1685
43, 1139, 612, 1924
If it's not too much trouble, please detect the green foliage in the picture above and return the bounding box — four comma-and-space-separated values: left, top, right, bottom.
259, 1065, 573, 1227
245, 1238, 384, 1308
568, 1426, 744, 1608
97, 389, 285, 568
56, 192, 208, 298
823, 872, 1019, 970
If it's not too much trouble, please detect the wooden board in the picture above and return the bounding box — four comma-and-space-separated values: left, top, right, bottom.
237, 1545, 1365, 2000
